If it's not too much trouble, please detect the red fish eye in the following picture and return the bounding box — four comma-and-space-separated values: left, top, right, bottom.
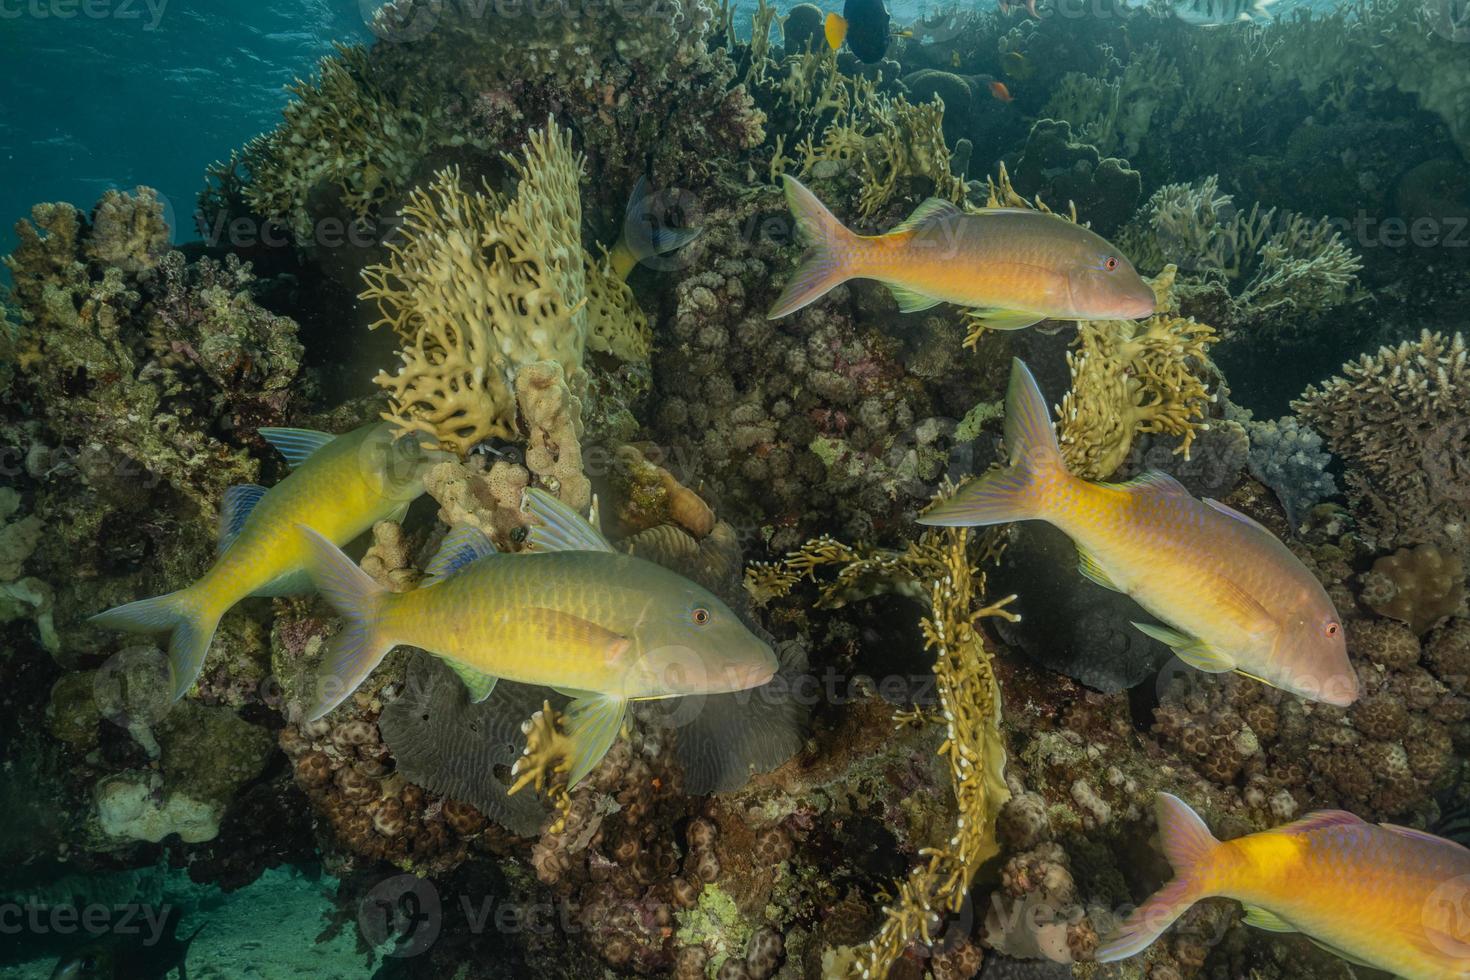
1104, 256, 1119, 271
692, 607, 711, 626
1325, 622, 1339, 637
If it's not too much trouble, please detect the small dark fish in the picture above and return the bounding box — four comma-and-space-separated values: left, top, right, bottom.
825, 0, 893, 64
1173, 0, 1275, 25
50, 907, 203, 980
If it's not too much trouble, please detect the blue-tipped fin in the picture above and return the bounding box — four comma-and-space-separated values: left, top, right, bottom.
295, 524, 392, 721
218, 484, 266, 555
522, 488, 615, 553
90, 590, 219, 700
423, 525, 498, 585
258, 428, 335, 469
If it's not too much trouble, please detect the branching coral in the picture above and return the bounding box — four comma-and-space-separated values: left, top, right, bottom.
1293, 330, 1470, 555
1041, 44, 1180, 159
746, 521, 1015, 978
1117, 176, 1361, 332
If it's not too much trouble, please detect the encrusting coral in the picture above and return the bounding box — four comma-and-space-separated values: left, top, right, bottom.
1294, 330, 1470, 556
1360, 544, 1466, 635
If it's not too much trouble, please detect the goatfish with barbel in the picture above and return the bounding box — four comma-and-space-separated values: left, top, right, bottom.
91, 423, 445, 699
296, 488, 796, 789
1097, 793, 1470, 978
919, 359, 1359, 706
766, 175, 1156, 330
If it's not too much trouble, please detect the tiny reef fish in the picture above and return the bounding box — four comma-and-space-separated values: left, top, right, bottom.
767, 175, 1156, 329
919, 359, 1359, 706
1097, 793, 1470, 979
825, 0, 906, 64
607, 175, 703, 279
1173, 0, 1275, 25
295, 488, 780, 787
91, 424, 442, 699
989, 80, 1014, 102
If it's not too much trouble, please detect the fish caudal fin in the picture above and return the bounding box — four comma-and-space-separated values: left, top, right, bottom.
824, 12, 848, 50
918, 357, 1066, 527
90, 589, 220, 701
1095, 793, 1219, 962
295, 524, 393, 721
767, 175, 859, 319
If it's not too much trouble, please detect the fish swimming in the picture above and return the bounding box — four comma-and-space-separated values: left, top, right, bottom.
825, 0, 899, 64
296, 488, 782, 787
607, 175, 703, 279
91, 423, 442, 699
1097, 793, 1470, 978
988, 80, 1014, 102
51, 907, 203, 980
1173, 0, 1275, 25
919, 359, 1358, 706
767, 175, 1156, 330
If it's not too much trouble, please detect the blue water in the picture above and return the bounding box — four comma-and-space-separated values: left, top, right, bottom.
0, 1, 370, 269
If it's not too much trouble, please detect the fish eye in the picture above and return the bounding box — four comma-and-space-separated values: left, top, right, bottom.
1103, 255, 1119, 271
691, 607, 711, 626
1324, 621, 1340, 638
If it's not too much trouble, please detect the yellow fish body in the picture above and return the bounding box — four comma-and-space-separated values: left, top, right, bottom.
920, 359, 1358, 705
766, 175, 1156, 330
92, 423, 439, 699
297, 489, 785, 787
1098, 793, 1470, 978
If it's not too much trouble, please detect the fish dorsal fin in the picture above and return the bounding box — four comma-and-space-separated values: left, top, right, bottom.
1133, 622, 1235, 673
1380, 822, 1470, 854
1242, 905, 1296, 933
445, 661, 498, 703
885, 282, 943, 313
1122, 470, 1189, 495
1203, 497, 1271, 533
258, 427, 336, 469
522, 488, 615, 553
965, 308, 1046, 332
1275, 810, 1365, 835
219, 484, 267, 555
423, 525, 498, 585
891, 197, 962, 234
1076, 546, 1123, 592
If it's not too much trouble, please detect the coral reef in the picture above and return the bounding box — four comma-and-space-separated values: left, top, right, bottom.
1236, 412, 1338, 532
1360, 544, 1466, 635
1294, 331, 1470, 556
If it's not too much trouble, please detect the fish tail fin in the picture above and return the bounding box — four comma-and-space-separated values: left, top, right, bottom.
295, 524, 393, 722
1095, 793, 1219, 962
767, 175, 859, 319
90, 588, 221, 700
918, 357, 1067, 527
824, 12, 848, 50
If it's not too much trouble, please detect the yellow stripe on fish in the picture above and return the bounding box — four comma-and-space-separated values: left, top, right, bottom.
91, 423, 442, 699
919, 359, 1358, 706
296, 489, 788, 789
1097, 793, 1470, 978
766, 175, 1156, 329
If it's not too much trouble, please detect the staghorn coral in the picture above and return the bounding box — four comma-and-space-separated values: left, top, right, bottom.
747, 519, 1015, 979
1294, 330, 1470, 555
1117, 176, 1362, 334
1057, 267, 1219, 481
1360, 544, 1466, 635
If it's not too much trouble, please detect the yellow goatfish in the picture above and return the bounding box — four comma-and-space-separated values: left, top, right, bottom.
297, 489, 790, 788
767, 175, 1156, 329
919, 359, 1358, 705
1098, 793, 1470, 978
92, 423, 442, 699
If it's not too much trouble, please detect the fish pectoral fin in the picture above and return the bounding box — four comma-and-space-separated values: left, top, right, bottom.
445, 660, 499, 703
518, 608, 631, 663
257, 427, 336, 469
884, 282, 944, 313
562, 693, 628, 787
1133, 622, 1235, 673
965, 308, 1046, 332
423, 525, 498, 585
218, 484, 267, 555
1241, 905, 1296, 933
1076, 547, 1123, 592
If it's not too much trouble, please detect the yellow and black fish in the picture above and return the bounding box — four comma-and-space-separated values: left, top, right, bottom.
825, 0, 899, 64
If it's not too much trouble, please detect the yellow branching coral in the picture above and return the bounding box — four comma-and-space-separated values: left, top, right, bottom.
746, 520, 1016, 979
360, 121, 590, 454
507, 700, 577, 833
1058, 266, 1218, 480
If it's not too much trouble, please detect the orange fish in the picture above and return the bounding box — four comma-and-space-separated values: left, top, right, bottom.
989, 80, 1013, 102
919, 359, 1358, 706
1098, 793, 1470, 978
767, 176, 1155, 329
